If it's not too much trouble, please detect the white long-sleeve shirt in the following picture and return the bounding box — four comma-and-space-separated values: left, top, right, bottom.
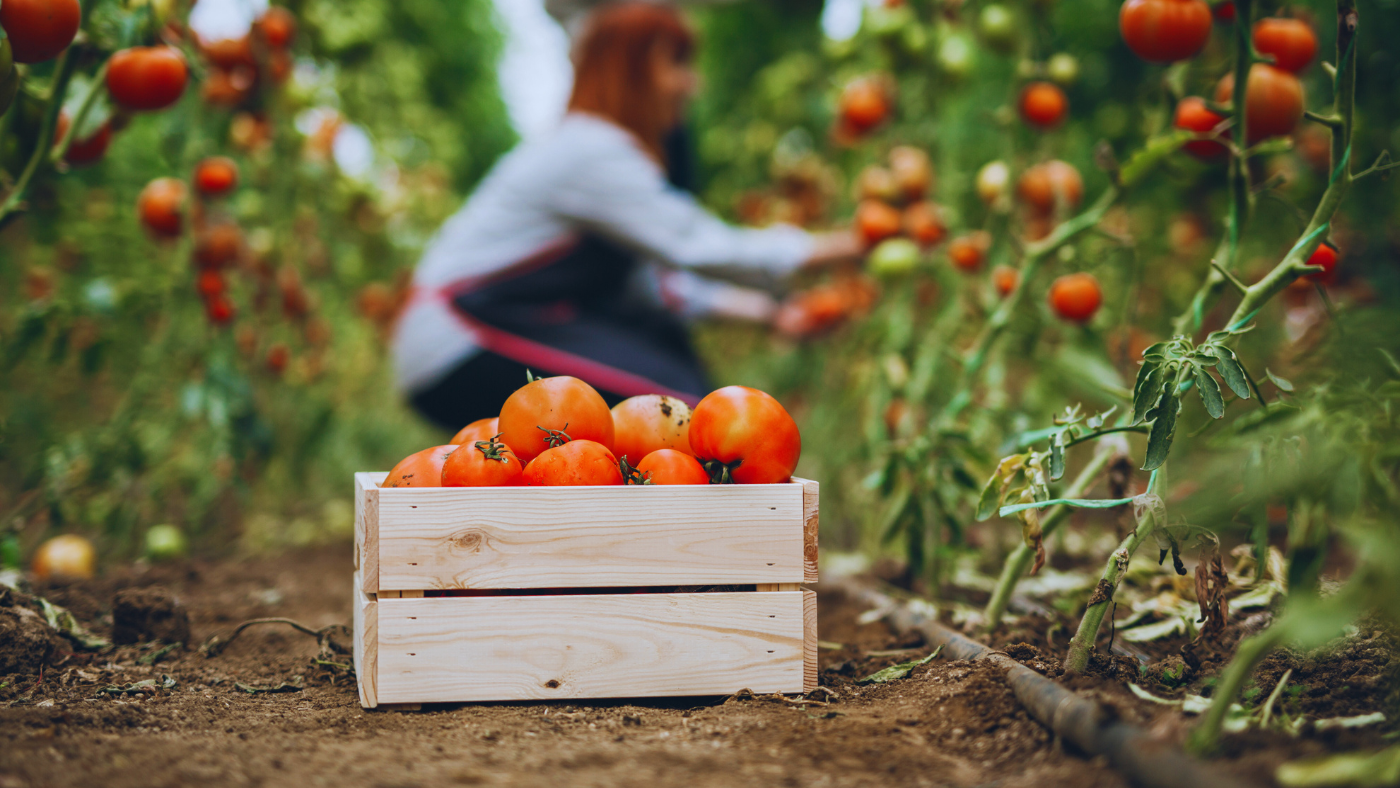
392, 113, 814, 394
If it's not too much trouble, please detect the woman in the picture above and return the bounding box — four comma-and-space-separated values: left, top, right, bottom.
393, 2, 860, 431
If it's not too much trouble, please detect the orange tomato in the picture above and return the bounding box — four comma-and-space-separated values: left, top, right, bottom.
903, 202, 946, 247
1048, 273, 1103, 323
442, 436, 525, 487
451, 417, 499, 446
1019, 81, 1068, 129
31, 534, 95, 580
0, 0, 81, 64
522, 440, 624, 486
257, 6, 297, 49
635, 449, 710, 485
888, 145, 933, 201
194, 222, 244, 269
1017, 160, 1083, 215
107, 46, 189, 111
1253, 17, 1316, 73
948, 231, 992, 273
992, 265, 1020, 297
839, 77, 890, 133
611, 395, 693, 463
137, 177, 187, 237
499, 376, 614, 463
856, 199, 903, 247
1214, 65, 1304, 143
1119, 0, 1212, 63
53, 112, 112, 166
382, 445, 458, 488
194, 156, 239, 196
1174, 97, 1228, 159
689, 386, 801, 484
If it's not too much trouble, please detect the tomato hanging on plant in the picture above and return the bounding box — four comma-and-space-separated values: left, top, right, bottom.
1304, 242, 1339, 283
993, 265, 1020, 297
137, 177, 188, 237
1019, 81, 1068, 129
689, 386, 801, 484
194, 157, 240, 197
1253, 18, 1317, 73
1119, 0, 1213, 63
107, 46, 189, 112
1017, 160, 1083, 215
948, 232, 991, 273
53, 112, 112, 166
903, 202, 946, 247
1214, 64, 1304, 143
1174, 97, 1229, 160
1048, 273, 1103, 323
856, 199, 903, 247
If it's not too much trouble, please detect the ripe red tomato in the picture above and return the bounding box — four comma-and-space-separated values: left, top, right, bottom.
451, 417, 499, 445
198, 35, 254, 70
636, 449, 710, 485
442, 436, 525, 487
856, 199, 903, 247
1048, 273, 1103, 323
1020, 81, 1068, 129
523, 440, 624, 486
775, 287, 849, 338
1120, 0, 1212, 62
1304, 241, 1339, 283
53, 112, 112, 166
383, 445, 457, 487
840, 77, 890, 132
107, 46, 189, 111
137, 177, 187, 237
689, 386, 801, 485
194, 222, 244, 269
903, 202, 946, 247
611, 395, 693, 463
1017, 160, 1083, 215
499, 376, 615, 463
0, 0, 81, 64
1174, 96, 1228, 159
888, 145, 932, 201
196, 269, 226, 298
1214, 64, 1304, 142
194, 157, 239, 196
31, 534, 95, 580
948, 232, 991, 273
993, 265, 1019, 297
266, 343, 290, 375
257, 7, 297, 49
1253, 18, 1316, 73
206, 294, 237, 325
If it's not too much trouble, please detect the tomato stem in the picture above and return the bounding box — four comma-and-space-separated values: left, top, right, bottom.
473, 434, 512, 463
536, 424, 571, 448
0, 47, 79, 229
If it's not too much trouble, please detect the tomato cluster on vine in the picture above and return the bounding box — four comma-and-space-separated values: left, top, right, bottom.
384, 379, 803, 489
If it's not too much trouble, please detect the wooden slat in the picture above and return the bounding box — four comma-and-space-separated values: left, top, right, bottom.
803, 589, 818, 692
374, 483, 807, 591
375, 591, 807, 703
355, 473, 383, 594
352, 570, 378, 709
800, 478, 819, 583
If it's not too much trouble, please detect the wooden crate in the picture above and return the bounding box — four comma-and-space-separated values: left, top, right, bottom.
353, 472, 818, 708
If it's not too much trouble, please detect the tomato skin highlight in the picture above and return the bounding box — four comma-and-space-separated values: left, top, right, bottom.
442, 439, 525, 487
1048, 273, 1103, 323
522, 440, 624, 486
451, 417, 499, 446
107, 46, 189, 111
1119, 0, 1213, 63
1253, 17, 1316, 73
1214, 64, 1304, 143
0, 0, 81, 64
383, 444, 458, 488
689, 386, 802, 485
499, 376, 614, 463
636, 449, 710, 485
611, 395, 693, 463
1019, 81, 1068, 129
1174, 97, 1228, 160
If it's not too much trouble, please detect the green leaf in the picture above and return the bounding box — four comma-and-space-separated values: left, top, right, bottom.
998, 496, 1135, 516
976, 473, 1003, 522
1133, 362, 1167, 425
1209, 346, 1251, 399
1085, 405, 1117, 430
1194, 365, 1225, 418
879, 484, 913, 543
856, 645, 943, 684
1277, 744, 1400, 788
1120, 130, 1194, 187
1049, 433, 1065, 482
1265, 369, 1295, 392
1143, 385, 1180, 471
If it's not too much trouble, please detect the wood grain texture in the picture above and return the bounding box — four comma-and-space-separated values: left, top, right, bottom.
375, 591, 808, 703
799, 478, 819, 584
374, 483, 807, 591
352, 570, 378, 708
803, 589, 818, 692
355, 473, 383, 594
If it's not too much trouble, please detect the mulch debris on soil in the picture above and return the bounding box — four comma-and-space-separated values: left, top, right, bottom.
0, 545, 1394, 788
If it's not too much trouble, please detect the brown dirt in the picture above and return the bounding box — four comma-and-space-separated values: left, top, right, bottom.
0, 545, 1392, 788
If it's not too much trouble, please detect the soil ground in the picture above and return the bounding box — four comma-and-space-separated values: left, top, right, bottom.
0, 545, 1394, 788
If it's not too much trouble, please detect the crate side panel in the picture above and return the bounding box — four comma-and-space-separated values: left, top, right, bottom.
797, 478, 819, 583
356, 473, 382, 595
376, 484, 805, 590
375, 591, 806, 703
803, 589, 818, 692
352, 570, 378, 708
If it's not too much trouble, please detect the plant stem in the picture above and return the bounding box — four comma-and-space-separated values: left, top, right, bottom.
939, 186, 1120, 425
982, 440, 1120, 630
1064, 464, 1163, 674
50, 59, 110, 164
0, 49, 79, 229
1222, 0, 1357, 332
1187, 622, 1289, 754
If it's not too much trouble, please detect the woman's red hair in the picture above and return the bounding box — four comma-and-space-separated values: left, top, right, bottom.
567, 3, 696, 163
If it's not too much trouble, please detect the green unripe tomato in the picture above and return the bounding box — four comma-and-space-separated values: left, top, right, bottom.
0, 534, 20, 570
1047, 53, 1080, 85
937, 33, 975, 79
869, 238, 922, 278
978, 5, 1019, 52
144, 524, 188, 562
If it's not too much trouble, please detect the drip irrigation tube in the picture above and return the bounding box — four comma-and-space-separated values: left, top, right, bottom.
837, 581, 1249, 788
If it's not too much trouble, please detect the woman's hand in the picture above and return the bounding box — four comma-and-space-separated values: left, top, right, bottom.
801, 229, 865, 271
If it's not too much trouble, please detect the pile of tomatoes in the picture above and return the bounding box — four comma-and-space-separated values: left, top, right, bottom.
383, 378, 802, 488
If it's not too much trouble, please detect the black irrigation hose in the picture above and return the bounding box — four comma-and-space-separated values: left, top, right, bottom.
837, 582, 1250, 788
